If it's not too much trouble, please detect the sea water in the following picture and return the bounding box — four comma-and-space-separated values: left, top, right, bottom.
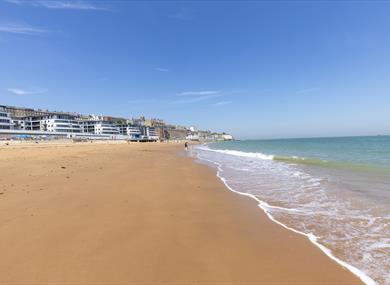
195, 136, 390, 285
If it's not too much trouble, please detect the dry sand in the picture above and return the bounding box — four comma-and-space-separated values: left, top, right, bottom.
0, 142, 362, 284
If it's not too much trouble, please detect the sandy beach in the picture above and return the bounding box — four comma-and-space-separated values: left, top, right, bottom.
0, 142, 362, 284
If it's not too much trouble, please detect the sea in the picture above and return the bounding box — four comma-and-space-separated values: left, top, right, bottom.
195, 136, 390, 285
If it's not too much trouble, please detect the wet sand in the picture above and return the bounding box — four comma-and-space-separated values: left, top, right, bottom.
0, 142, 362, 284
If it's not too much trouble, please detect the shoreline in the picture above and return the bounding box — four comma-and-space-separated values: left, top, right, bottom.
0, 142, 362, 284
196, 153, 375, 285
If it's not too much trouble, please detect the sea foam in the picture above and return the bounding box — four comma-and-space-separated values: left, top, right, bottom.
196, 145, 380, 285
197, 146, 274, 160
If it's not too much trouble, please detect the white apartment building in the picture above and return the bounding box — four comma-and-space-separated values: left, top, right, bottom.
0, 107, 13, 130
21, 115, 82, 133
141, 126, 159, 141
127, 126, 141, 139
12, 119, 26, 130
213, 133, 234, 141
44, 116, 83, 133
118, 124, 142, 139
117, 124, 127, 136
186, 134, 200, 141
222, 134, 234, 140
83, 121, 119, 135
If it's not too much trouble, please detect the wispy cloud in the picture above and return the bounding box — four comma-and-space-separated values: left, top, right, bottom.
176, 90, 221, 96
3, 0, 23, 4
34, 0, 106, 10
214, 101, 232, 106
0, 23, 47, 35
155, 67, 169, 72
7, 88, 47, 95
3, 0, 108, 10
295, 87, 320, 94
173, 90, 223, 104
173, 94, 222, 104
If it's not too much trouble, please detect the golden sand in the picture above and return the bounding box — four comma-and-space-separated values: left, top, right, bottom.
0, 142, 361, 284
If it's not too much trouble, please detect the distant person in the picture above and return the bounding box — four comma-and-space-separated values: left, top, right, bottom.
185, 142, 188, 151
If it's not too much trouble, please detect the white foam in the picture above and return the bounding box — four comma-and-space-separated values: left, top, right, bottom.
366, 241, 390, 251
260, 202, 302, 212
196, 153, 378, 285
197, 145, 274, 160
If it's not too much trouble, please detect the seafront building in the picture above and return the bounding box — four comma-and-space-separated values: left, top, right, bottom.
125, 126, 142, 139
83, 120, 119, 135
36, 115, 82, 133
117, 122, 142, 139
141, 126, 159, 141
0, 107, 13, 130
0, 104, 234, 141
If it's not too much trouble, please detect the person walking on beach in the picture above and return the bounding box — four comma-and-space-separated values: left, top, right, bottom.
185, 141, 188, 151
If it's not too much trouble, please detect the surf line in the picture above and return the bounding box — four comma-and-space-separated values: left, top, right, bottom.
196, 153, 377, 285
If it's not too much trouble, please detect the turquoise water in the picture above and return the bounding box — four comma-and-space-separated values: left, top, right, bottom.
196, 136, 390, 285
210, 136, 390, 171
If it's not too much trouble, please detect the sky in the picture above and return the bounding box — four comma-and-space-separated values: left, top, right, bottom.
1, 0, 390, 139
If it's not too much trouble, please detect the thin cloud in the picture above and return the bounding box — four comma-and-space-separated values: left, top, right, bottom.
0, 23, 47, 35
3, 0, 23, 4
177, 90, 221, 96
172, 94, 222, 104
214, 101, 232, 106
155, 67, 169, 72
295, 87, 320, 94
7, 88, 47, 95
3, 0, 108, 10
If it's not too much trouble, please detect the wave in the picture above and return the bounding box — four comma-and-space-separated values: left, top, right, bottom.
273, 155, 386, 172
197, 146, 274, 160
196, 152, 378, 285
200, 145, 389, 174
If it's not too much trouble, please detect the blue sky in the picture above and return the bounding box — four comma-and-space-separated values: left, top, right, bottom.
1, 0, 389, 139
